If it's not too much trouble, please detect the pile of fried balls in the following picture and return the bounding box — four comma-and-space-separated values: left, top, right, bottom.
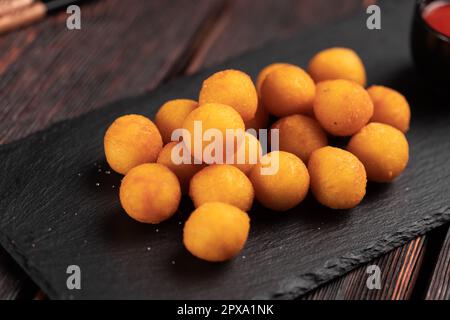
104, 47, 410, 262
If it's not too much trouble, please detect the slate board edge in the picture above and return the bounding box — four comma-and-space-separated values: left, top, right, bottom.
0, 231, 59, 299
0, 207, 448, 300
270, 209, 450, 299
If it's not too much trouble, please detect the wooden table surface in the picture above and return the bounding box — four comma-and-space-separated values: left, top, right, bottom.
0, 0, 448, 300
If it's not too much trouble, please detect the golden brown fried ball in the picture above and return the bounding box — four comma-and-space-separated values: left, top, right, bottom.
314, 79, 373, 136
104, 114, 163, 175
256, 62, 292, 94
156, 142, 205, 193
260, 65, 316, 117
182, 103, 245, 161
308, 146, 367, 209
347, 123, 409, 183
190, 164, 254, 211
308, 47, 366, 86
119, 163, 181, 223
271, 114, 328, 163
250, 151, 310, 211
199, 69, 258, 121
183, 202, 250, 262
367, 85, 411, 133
155, 99, 198, 144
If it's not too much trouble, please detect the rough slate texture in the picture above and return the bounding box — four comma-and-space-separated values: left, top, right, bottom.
0, 0, 449, 299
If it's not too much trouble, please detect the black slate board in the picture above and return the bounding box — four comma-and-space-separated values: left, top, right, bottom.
0, 0, 449, 299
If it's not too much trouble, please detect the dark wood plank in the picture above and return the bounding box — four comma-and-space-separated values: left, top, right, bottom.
304, 237, 426, 299
187, 0, 368, 73
426, 226, 450, 300
0, 0, 223, 299
0, 0, 222, 144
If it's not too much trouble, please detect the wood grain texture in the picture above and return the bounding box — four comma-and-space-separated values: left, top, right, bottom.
426, 226, 450, 300
304, 237, 426, 299
0, 0, 448, 299
187, 0, 367, 73
0, 0, 222, 144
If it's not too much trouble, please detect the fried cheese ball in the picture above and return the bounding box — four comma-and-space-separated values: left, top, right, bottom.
244, 101, 270, 131
182, 103, 245, 161
271, 114, 328, 163
314, 80, 373, 136
199, 69, 258, 121
231, 132, 262, 175
104, 114, 163, 175
250, 151, 309, 211
261, 65, 316, 117
347, 123, 409, 183
183, 202, 250, 262
308, 146, 366, 209
367, 85, 411, 133
255, 62, 291, 94
155, 99, 198, 144
119, 163, 181, 223
190, 165, 254, 211
308, 47, 366, 86
156, 142, 205, 193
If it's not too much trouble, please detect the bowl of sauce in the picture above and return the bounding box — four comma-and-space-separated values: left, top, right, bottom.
411, 0, 450, 86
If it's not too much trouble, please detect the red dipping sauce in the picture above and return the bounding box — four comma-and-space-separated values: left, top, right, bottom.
423, 1, 450, 37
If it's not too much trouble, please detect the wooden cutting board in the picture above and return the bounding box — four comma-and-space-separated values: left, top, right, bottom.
0, 0, 449, 299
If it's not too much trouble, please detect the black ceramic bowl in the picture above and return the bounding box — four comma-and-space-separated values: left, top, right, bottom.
411, 0, 450, 87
